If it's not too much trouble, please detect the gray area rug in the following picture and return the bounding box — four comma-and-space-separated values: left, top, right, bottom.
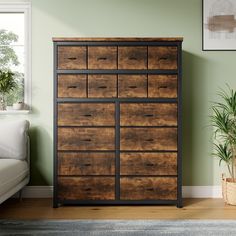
0, 220, 235, 236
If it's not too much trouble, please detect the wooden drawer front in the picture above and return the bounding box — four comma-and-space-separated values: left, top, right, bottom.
58, 128, 115, 151
120, 153, 177, 176
58, 46, 87, 70
120, 103, 177, 126
148, 75, 177, 98
58, 177, 115, 200
118, 75, 147, 98
88, 75, 117, 98
58, 152, 115, 176
118, 46, 147, 69
120, 128, 177, 151
58, 103, 115, 126
148, 46, 177, 70
88, 46, 117, 69
120, 177, 177, 200
57, 75, 87, 98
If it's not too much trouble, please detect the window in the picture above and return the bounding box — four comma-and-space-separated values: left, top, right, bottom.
0, 3, 31, 112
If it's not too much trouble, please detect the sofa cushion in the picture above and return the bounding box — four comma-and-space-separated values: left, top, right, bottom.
0, 120, 29, 160
0, 159, 29, 196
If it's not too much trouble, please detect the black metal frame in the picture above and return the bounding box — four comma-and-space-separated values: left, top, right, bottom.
53, 40, 183, 208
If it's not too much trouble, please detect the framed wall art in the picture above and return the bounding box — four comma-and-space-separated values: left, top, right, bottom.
203, 0, 236, 51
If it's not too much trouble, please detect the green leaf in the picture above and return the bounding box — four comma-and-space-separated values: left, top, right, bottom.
0, 70, 17, 94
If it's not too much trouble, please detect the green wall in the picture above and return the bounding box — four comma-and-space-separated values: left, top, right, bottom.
2, 0, 236, 186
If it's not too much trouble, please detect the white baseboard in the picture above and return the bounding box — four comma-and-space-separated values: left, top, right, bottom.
20, 186, 53, 198
183, 186, 222, 198
17, 186, 222, 198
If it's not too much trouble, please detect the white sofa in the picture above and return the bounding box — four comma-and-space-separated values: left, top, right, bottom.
0, 120, 30, 204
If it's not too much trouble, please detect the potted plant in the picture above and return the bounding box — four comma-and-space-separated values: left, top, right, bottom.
0, 70, 16, 110
211, 86, 236, 205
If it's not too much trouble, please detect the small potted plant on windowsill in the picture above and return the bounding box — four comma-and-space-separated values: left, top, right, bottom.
211, 86, 236, 205
0, 70, 16, 110
13, 101, 24, 110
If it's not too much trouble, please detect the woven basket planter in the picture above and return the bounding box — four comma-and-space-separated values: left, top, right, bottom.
222, 174, 236, 205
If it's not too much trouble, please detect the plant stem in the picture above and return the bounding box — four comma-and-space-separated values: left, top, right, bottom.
231, 161, 234, 180
233, 145, 236, 182
0, 93, 6, 110
227, 164, 233, 178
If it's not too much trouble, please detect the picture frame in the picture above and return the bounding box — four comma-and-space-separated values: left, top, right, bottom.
202, 0, 236, 51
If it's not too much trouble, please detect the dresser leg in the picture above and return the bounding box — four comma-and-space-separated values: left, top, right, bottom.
177, 199, 183, 208
53, 199, 59, 208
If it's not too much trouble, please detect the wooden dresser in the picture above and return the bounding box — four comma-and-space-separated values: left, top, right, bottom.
53, 37, 183, 208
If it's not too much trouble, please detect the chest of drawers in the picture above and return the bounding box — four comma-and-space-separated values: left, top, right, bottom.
53, 37, 183, 207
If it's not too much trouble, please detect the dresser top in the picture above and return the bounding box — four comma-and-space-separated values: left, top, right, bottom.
52, 37, 183, 42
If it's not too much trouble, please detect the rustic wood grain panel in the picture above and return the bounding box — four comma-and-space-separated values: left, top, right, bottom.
118, 46, 147, 69
120, 177, 177, 200
120, 128, 177, 151
58, 103, 115, 126
58, 177, 115, 200
120, 153, 177, 175
88, 46, 117, 69
58, 46, 87, 69
120, 103, 177, 126
53, 37, 184, 42
118, 75, 147, 98
148, 75, 177, 98
58, 128, 115, 151
88, 75, 117, 98
148, 46, 177, 70
57, 75, 87, 98
58, 152, 115, 175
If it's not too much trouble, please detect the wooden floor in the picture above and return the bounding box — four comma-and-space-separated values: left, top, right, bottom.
0, 198, 236, 220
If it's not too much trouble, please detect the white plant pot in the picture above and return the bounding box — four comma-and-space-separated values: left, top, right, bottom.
13, 103, 23, 110
6, 106, 13, 111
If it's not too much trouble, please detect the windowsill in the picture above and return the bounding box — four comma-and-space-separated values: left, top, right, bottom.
0, 110, 30, 115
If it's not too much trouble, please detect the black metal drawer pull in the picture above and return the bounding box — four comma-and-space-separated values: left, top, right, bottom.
98, 86, 107, 89
129, 57, 138, 60
146, 188, 154, 191
97, 57, 107, 60
83, 163, 91, 167
158, 85, 168, 89
129, 85, 137, 89
84, 188, 92, 191
159, 57, 168, 60
67, 57, 77, 60
144, 114, 154, 117
146, 139, 154, 142
146, 163, 155, 167
67, 85, 78, 89
82, 139, 92, 142
83, 114, 92, 117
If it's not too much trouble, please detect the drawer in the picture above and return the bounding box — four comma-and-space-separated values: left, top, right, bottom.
148, 46, 177, 70
58, 152, 115, 175
120, 128, 177, 151
88, 46, 117, 69
118, 75, 147, 98
120, 153, 177, 175
57, 75, 87, 98
118, 46, 147, 69
120, 103, 177, 126
58, 177, 115, 200
58, 46, 87, 70
88, 75, 117, 98
58, 128, 115, 151
58, 103, 115, 126
120, 177, 177, 200
148, 75, 177, 98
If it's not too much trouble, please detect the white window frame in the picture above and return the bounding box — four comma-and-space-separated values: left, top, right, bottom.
0, 2, 31, 113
